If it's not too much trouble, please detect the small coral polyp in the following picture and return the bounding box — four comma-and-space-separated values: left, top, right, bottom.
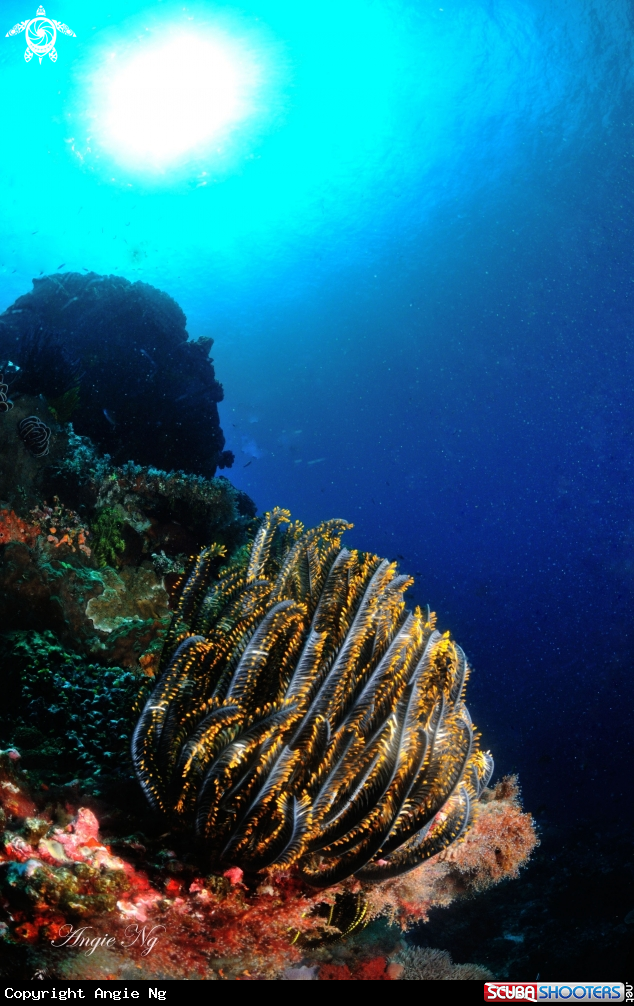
133, 508, 494, 885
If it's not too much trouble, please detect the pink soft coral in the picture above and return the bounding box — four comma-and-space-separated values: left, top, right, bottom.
445, 775, 538, 887
364, 776, 538, 928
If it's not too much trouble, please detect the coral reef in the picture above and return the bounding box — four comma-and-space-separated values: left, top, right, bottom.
46, 432, 256, 570
0, 354, 267, 977
0, 632, 150, 793
0, 509, 40, 547
0, 541, 106, 647
392, 945, 493, 980
0, 414, 257, 839
363, 775, 538, 928
0, 603, 537, 982
85, 567, 169, 634
0, 272, 233, 476
30, 497, 91, 556
88, 460, 256, 568
0, 425, 255, 655
317, 957, 394, 980
0, 755, 339, 979
133, 507, 494, 882
0, 754, 503, 981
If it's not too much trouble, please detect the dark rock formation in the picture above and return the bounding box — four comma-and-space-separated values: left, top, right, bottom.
0, 272, 234, 477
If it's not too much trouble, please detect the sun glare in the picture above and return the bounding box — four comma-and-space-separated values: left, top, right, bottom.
103, 34, 250, 167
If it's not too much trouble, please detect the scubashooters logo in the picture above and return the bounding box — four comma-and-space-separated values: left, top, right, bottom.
484, 985, 625, 1002
51, 923, 166, 957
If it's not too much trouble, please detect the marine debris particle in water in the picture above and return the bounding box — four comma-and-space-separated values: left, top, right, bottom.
133, 507, 497, 883
0, 272, 234, 477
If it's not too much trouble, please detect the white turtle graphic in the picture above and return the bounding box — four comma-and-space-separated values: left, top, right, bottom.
5, 5, 75, 64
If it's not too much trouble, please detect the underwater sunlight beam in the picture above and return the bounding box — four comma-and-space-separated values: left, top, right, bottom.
102, 33, 250, 168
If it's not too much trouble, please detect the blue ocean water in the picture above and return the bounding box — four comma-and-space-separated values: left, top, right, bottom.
0, 0, 632, 869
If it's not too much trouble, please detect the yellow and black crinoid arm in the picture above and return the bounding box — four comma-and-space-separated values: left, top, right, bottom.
132, 512, 494, 884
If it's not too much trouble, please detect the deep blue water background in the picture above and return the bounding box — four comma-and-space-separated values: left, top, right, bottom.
1, 0, 633, 842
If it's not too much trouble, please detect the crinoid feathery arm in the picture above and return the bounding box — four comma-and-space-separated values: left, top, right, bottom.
132, 511, 494, 885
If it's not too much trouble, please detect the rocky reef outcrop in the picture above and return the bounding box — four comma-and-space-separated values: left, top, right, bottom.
0, 272, 234, 477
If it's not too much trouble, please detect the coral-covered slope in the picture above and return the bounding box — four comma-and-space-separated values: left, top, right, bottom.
0, 749, 535, 980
